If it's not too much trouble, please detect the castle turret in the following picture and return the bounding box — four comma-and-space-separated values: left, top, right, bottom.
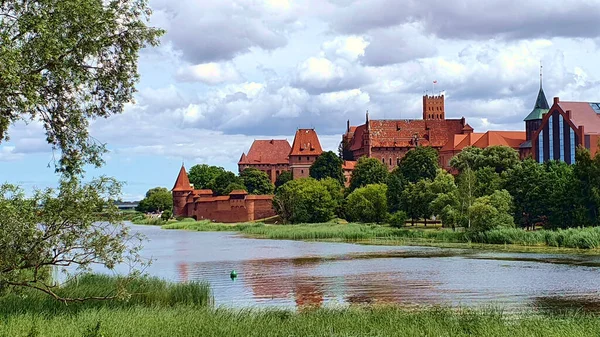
423, 94, 445, 120
172, 165, 193, 217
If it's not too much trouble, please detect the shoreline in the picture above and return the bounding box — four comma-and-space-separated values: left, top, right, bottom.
149, 220, 600, 256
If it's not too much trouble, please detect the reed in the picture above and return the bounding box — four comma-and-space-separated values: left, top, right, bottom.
1, 305, 600, 337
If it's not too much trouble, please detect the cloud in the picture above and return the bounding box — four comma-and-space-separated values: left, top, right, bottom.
150, 0, 299, 63
175, 62, 242, 84
0, 146, 23, 162
328, 0, 600, 41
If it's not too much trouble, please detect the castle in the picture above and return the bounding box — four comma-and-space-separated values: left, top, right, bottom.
172, 78, 600, 223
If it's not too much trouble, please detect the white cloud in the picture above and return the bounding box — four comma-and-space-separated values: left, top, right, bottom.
175, 62, 241, 84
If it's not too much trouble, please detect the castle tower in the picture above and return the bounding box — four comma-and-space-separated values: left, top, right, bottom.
423, 94, 445, 120
289, 129, 323, 179
172, 165, 193, 217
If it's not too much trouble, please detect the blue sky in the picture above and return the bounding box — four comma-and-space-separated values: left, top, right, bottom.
2, 0, 600, 200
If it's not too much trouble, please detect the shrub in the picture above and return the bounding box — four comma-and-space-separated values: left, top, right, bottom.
388, 211, 408, 228
161, 210, 172, 221
273, 178, 337, 224
345, 184, 388, 223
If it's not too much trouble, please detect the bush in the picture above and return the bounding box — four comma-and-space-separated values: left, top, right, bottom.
161, 210, 172, 221
273, 178, 337, 224
345, 184, 388, 223
388, 211, 408, 228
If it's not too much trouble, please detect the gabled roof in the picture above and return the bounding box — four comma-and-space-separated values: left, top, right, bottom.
172, 165, 192, 191
239, 139, 291, 165
342, 160, 357, 171
290, 129, 323, 156
441, 131, 525, 152
558, 101, 600, 134
524, 87, 550, 121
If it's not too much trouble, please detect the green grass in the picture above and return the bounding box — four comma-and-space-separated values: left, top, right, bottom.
0, 274, 212, 317
2, 305, 600, 337
160, 220, 600, 250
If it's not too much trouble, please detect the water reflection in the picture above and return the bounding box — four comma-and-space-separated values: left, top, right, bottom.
93, 224, 600, 312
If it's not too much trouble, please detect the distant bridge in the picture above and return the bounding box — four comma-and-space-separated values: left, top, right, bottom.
115, 202, 138, 210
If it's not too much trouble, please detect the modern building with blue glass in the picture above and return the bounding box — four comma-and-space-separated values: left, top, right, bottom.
531, 97, 600, 164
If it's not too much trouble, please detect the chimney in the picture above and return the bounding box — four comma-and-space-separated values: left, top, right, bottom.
566, 110, 572, 120
554, 97, 560, 105
347, 120, 350, 133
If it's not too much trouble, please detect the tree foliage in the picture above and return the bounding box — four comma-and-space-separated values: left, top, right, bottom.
469, 190, 515, 232
208, 171, 243, 196
188, 165, 225, 190
136, 187, 172, 213
345, 184, 388, 223
273, 178, 337, 224
398, 146, 439, 183
310, 151, 344, 184
240, 168, 274, 195
349, 157, 388, 192
0, 178, 145, 302
0, 0, 163, 175
450, 146, 520, 174
275, 171, 292, 190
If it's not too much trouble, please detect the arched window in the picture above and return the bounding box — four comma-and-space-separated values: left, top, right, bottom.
389, 158, 392, 166
382, 158, 385, 164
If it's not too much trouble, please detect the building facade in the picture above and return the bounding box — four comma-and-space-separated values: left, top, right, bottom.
342, 94, 474, 171
238, 139, 291, 183
289, 129, 323, 179
172, 165, 276, 223
532, 97, 600, 164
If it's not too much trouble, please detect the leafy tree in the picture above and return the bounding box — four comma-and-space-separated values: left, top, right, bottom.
273, 178, 336, 224
275, 171, 292, 190
450, 146, 519, 174
474, 167, 503, 197
400, 180, 434, 225
469, 189, 515, 232
0, 178, 145, 301
543, 161, 582, 229
349, 157, 388, 192
345, 184, 388, 223
223, 183, 247, 195
310, 151, 344, 184
240, 168, 274, 195
388, 211, 408, 228
188, 165, 225, 190
0, 0, 163, 175
398, 146, 439, 183
137, 187, 172, 213
386, 169, 407, 213
208, 171, 243, 196
574, 147, 600, 226
503, 159, 547, 229
320, 178, 345, 218
338, 139, 354, 161
161, 210, 172, 221
432, 168, 474, 229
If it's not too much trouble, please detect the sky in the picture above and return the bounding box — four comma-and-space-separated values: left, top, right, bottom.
2, 0, 600, 200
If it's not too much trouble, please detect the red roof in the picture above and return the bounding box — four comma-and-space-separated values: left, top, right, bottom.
172, 165, 192, 191
558, 101, 600, 134
349, 119, 465, 151
441, 131, 525, 152
239, 139, 291, 165
290, 129, 323, 156
229, 190, 248, 195
342, 160, 357, 171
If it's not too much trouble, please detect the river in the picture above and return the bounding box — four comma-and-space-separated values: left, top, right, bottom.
94, 223, 600, 312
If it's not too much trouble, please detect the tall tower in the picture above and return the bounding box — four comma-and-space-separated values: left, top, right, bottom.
524, 65, 550, 141
172, 165, 193, 217
423, 94, 445, 120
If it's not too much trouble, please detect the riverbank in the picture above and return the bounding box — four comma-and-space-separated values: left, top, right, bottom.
160, 220, 600, 254
2, 297, 600, 336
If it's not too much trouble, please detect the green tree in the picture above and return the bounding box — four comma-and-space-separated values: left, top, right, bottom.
349, 157, 389, 192
474, 167, 503, 197
137, 187, 172, 213
469, 190, 515, 232
0, 178, 146, 301
223, 183, 247, 195
240, 168, 274, 195
450, 146, 519, 174
320, 178, 345, 218
273, 178, 336, 224
0, 0, 162, 175
503, 159, 546, 229
574, 147, 600, 226
310, 151, 344, 184
398, 146, 439, 183
275, 171, 292, 190
188, 165, 225, 190
345, 184, 388, 223
208, 171, 243, 196
400, 180, 434, 225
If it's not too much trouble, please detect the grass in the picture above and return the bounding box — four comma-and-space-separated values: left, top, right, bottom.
0, 274, 212, 318
2, 304, 600, 336
160, 220, 600, 251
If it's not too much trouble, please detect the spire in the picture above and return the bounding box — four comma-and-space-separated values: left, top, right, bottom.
172, 165, 192, 191
524, 64, 550, 121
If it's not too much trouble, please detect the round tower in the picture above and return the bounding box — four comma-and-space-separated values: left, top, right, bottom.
172, 165, 193, 217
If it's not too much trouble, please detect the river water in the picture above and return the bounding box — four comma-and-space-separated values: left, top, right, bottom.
96, 224, 600, 312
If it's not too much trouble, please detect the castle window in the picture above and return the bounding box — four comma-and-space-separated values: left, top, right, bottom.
307, 156, 310, 161
301, 170, 304, 174
397, 158, 401, 165
382, 158, 385, 164
299, 157, 302, 161
389, 158, 392, 166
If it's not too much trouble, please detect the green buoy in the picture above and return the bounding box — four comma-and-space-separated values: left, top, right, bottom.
230, 270, 238, 280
